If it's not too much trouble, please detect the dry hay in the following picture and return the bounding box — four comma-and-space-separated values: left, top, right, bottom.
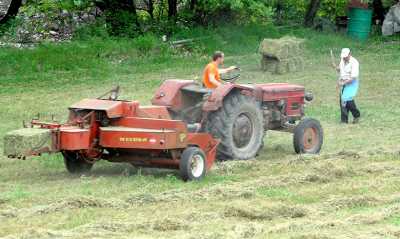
325, 195, 381, 211
259, 36, 304, 59
259, 36, 305, 74
268, 219, 344, 235
297, 161, 356, 184
346, 203, 400, 225
126, 189, 186, 205
143, 218, 189, 231
3, 128, 51, 157
261, 56, 305, 74
230, 222, 264, 238
125, 182, 258, 206
224, 203, 307, 221
290, 235, 335, 239
33, 197, 127, 214
214, 160, 257, 175
0, 196, 128, 219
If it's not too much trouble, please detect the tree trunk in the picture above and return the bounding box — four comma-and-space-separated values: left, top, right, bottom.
304, 0, 321, 27
98, 0, 141, 36
147, 0, 154, 19
275, 0, 284, 25
372, 0, 385, 24
168, 0, 178, 20
190, 0, 197, 11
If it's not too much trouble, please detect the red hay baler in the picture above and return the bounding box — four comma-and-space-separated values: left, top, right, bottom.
4, 76, 323, 181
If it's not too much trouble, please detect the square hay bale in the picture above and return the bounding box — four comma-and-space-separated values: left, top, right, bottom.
259, 36, 304, 61
261, 56, 305, 75
261, 56, 279, 72
3, 128, 52, 157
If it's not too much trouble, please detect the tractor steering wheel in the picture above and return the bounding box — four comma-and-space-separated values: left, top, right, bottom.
221, 67, 241, 83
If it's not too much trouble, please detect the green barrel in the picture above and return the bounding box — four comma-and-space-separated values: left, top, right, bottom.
347, 7, 373, 41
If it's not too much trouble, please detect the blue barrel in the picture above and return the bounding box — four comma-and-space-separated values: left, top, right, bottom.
347, 7, 373, 41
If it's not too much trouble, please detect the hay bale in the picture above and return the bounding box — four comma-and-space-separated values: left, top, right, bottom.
259, 36, 304, 60
261, 56, 304, 74
261, 56, 279, 72
3, 128, 51, 157
259, 37, 305, 74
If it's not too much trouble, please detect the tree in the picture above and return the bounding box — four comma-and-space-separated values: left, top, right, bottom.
145, 0, 155, 19
304, 0, 321, 27
99, 0, 141, 37
168, 0, 178, 20
275, 0, 284, 25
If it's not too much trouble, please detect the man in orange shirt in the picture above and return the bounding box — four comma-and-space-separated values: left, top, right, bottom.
203, 51, 237, 89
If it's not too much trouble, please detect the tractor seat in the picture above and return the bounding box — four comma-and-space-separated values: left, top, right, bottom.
181, 84, 212, 94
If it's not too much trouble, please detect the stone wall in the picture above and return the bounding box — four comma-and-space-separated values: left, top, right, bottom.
14, 6, 102, 43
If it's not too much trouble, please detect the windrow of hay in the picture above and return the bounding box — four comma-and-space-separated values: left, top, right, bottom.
259, 36, 305, 74
224, 204, 307, 221
267, 219, 345, 235
325, 195, 381, 210
125, 161, 361, 207
346, 203, 400, 225
0, 197, 128, 219
301, 162, 356, 184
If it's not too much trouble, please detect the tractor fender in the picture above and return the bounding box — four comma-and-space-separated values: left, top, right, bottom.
151, 79, 197, 112
202, 83, 263, 112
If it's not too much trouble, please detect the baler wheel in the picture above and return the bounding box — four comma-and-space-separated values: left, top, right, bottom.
179, 147, 206, 181
206, 92, 264, 160
293, 118, 323, 154
62, 151, 93, 174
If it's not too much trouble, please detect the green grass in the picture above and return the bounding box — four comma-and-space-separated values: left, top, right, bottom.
1, 25, 400, 238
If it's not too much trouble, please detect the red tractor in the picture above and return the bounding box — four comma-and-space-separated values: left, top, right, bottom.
4, 73, 323, 181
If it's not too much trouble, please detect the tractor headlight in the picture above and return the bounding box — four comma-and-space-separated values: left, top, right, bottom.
305, 92, 314, 102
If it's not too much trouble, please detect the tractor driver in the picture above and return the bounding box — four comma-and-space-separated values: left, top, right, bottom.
203, 51, 237, 89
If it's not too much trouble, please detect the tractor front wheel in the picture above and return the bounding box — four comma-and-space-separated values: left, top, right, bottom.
293, 118, 323, 154
179, 147, 206, 181
62, 151, 93, 174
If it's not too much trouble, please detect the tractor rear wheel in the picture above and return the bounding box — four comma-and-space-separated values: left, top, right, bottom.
206, 92, 264, 160
179, 147, 206, 181
293, 118, 323, 154
62, 151, 93, 174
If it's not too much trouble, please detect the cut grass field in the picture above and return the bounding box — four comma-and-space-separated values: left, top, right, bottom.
1, 25, 400, 238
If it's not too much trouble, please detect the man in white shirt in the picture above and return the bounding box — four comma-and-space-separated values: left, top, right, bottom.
333, 48, 361, 124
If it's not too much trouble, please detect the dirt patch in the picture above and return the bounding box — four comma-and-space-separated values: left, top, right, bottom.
224, 204, 307, 221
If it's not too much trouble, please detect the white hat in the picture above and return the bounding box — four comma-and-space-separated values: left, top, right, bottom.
341, 48, 351, 58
